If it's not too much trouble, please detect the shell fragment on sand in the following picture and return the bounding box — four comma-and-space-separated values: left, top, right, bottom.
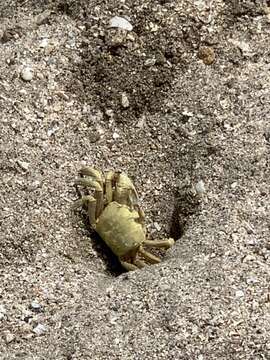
109, 16, 133, 31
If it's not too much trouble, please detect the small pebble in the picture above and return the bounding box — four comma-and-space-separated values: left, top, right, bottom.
30, 301, 42, 312
17, 160, 30, 171
235, 290, 245, 298
109, 16, 133, 31
136, 115, 145, 129
89, 131, 101, 143
198, 46, 215, 65
121, 93, 129, 108
47, 122, 59, 137
246, 276, 258, 284
18, 89, 28, 96
243, 254, 256, 263
154, 222, 161, 231
21, 309, 32, 322
5, 331, 15, 344
231, 182, 237, 189
112, 132, 120, 140
105, 109, 114, 117
55, 90, 69, 101
0, 304, 7, 320
21, 67, 34, 81
21, 323, 32, 335
29, 180, 41, 191
33, 323, 47, 336
231, 40, 253, 57
39, 38, 48, 48
145, 58, 156, 66
35, 10, 51, 26
182, 110, 193, 117
195, 180, 206, 197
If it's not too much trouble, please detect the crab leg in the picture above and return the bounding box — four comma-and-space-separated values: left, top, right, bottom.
73, 195, 97, 228
79, 167, 103, 185
143, 238, 175, 249
135, 205, 146, 224
127, 187, 139, 207
86, 196, 97, 229
105, 171, 115, 204
75, 178, 104, 218
138, 247, 161, 264
120, 260, 139, 271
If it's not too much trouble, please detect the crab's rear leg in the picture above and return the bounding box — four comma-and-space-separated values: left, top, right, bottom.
73, 195, 97, 229
143, 238, 175, 249
139, 238, 175, 264
138, 246, 161, 264
119, 258, 146, 271
75, 178, 104, 218
119, 260, 139, 271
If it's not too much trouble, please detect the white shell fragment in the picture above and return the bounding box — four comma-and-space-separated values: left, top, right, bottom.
17, 160, 30, 171
21, 67, 33, 81
4, 332, 15, 344
39, 38, 48, 48
121, 92, 130, 108
154, 222, 161, 231
195, 180, 206, 197
33, 323, 47, 336
0, 305, 7, 320
112, 131, 120, 140
109, 16, 133, 31
30, 301, 42, 311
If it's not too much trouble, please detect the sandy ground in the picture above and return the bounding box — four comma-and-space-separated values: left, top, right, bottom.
0, 1, 270, 359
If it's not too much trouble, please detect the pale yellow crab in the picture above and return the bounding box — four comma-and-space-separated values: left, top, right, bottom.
74, 167, 174, 271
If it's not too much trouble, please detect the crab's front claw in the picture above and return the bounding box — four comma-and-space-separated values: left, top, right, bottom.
75, 178, 104, 217
72, 195, 97, 229
114, 172, 139, 206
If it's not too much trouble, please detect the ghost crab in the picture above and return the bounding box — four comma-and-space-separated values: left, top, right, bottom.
74, 167, 174, 271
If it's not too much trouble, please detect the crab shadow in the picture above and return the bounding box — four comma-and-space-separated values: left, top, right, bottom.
169, 187, 202, 240
169, 199, 184, 241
